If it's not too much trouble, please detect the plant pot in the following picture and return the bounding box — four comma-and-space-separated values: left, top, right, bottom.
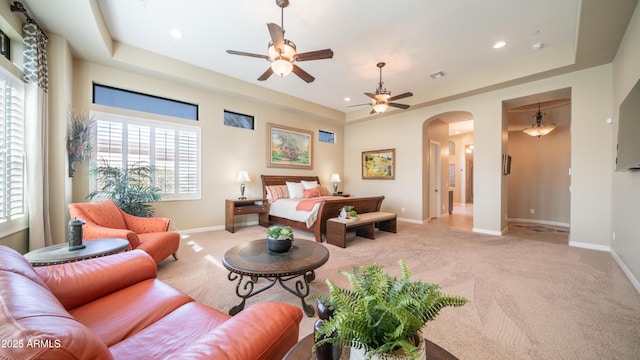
349, 334, 426, 360
267, 237, 293, 253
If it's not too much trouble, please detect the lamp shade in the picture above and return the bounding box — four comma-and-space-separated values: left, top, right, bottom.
373, 102, 388, 113
236, 170, 250, 183
330, 173, 341, 183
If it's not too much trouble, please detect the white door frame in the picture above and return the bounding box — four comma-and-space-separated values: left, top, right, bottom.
429, 141, 441, 219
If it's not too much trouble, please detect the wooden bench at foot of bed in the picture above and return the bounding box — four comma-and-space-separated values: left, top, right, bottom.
326, 211, 397, 248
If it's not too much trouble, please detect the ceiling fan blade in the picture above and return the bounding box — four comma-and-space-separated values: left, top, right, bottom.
347, 103, 371, 108
370, 108, 377, 114
388, 102, 410, 109
364, 92, 377, 99
257, 67, 274, 81
226, 50, 269, 59
267, 23, 285, 53
294, 49, 334, 62
291, 64, 315, 83
388, 92, 413, 102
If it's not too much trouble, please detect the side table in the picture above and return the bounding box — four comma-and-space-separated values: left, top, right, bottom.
225, 198, 269, 233
24, 238, 129, 267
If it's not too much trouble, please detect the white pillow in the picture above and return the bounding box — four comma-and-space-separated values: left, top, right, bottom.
286, 181, 305, 198
301, 180, 319, 189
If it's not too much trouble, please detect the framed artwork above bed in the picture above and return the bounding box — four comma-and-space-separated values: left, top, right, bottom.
268, 123, 313, 169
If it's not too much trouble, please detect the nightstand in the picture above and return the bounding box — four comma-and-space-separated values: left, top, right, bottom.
225, 198, 269, 233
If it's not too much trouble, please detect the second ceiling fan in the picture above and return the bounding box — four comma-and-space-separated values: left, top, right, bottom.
351, 62, 413, 114
226, 0, 333, 83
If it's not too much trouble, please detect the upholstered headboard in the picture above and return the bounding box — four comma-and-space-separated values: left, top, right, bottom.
261, 175, 321, 198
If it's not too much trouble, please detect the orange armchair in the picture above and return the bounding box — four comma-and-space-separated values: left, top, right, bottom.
68, 199, 180, 264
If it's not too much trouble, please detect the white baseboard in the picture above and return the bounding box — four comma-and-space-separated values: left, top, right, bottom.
508, 218, 570, 228
398, 217, 424, 224
472, 228, 502, 236
568, 241, 610, 252
178, 224, 225, 235
610, 249, 640, 294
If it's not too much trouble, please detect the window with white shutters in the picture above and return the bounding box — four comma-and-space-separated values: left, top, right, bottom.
0, 68, 27, 236
92, 111, 200, 201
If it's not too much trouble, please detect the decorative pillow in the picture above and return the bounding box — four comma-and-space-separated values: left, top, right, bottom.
301, 180, 319, 189
286, 182, 305, 198
318, 185, 332, 196
303, 186, 320, 198
266, 185, 289, 202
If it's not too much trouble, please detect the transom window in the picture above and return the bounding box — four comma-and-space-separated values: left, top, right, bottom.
92, 111, 201, 201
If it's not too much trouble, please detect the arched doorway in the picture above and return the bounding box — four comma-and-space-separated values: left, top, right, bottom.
422, 111, 474, 230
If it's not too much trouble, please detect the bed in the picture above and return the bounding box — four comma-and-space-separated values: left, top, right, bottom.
261, 175, 385, 243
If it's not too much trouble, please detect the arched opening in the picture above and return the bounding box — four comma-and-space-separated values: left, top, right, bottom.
422, 111, 474, 231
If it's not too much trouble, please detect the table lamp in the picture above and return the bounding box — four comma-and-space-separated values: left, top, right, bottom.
330, 173, 341, 194
237, 170, 250, 199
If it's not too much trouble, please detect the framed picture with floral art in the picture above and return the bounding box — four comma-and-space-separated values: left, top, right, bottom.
362, 148, 395, 179
268, 123, 313, 169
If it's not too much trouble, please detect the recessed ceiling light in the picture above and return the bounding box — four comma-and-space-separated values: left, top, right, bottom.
344, 97, 351, 102
532, 42, 543, 50
170, 29, 182, 39
430, 71, 446, 79
493, 41, 506, 49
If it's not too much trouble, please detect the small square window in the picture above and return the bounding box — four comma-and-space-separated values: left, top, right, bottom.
319, 130, 335, 144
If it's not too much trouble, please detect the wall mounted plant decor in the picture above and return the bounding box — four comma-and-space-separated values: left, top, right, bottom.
67, 108, 94, 177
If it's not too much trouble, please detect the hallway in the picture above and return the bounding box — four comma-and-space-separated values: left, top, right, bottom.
427, 205, 569, 244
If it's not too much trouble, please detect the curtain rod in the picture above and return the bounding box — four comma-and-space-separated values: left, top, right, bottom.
10, 1, 48, 40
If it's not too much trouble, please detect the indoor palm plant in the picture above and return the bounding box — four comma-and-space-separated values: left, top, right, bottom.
313, 260, 468, 360
87, 158, 162, 217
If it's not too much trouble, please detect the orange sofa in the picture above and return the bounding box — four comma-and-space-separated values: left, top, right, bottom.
69, 200, 180, 264
0, 245, 303, 359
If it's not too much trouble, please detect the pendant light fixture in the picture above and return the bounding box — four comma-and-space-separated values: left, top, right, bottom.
523, 103, 556, 137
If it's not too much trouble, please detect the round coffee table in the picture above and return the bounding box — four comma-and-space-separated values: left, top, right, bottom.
283, 333, 459, 360
24, 238, 129, 267
222, 238, 329, 317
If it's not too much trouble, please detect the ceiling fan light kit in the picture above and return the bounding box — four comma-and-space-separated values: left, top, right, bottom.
349, 62, 413, 114
226, 0, 333, 83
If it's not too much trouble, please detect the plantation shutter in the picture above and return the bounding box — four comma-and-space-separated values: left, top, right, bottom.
93, 112, 200, 200
0, 70, 26, 231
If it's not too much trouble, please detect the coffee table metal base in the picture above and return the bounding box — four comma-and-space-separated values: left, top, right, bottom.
228, 270, 317, 317
223, 239, 329, 317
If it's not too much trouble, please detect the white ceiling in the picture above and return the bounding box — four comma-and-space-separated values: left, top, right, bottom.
17, 0, 639, 124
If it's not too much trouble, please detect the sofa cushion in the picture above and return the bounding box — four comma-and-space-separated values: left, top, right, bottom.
70, 278, 192, 347
109, 302, 231, 359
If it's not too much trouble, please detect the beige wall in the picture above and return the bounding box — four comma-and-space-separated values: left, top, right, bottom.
611, 4, 640, 289
507, 105, 571, 225
70, 61, 344, 231
345, 65, 614, 243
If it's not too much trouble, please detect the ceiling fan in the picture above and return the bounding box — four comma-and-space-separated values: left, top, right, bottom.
350, 62, 413, 114
226, 0, 334, 83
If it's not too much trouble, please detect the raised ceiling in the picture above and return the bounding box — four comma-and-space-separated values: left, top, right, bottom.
17, 0, 639, 123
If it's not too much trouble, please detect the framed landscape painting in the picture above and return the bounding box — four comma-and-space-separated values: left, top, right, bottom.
268, 123, 313, 169
362, 148, 395, 179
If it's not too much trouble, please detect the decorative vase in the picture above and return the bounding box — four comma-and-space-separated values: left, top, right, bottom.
68, 217, 86, 251
266, 237, 293, 253
314, 300, 342, 360
349, 334, 426, 360
339, 208, 347, 219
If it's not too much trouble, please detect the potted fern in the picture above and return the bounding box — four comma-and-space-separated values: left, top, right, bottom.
313, 260, 468, 360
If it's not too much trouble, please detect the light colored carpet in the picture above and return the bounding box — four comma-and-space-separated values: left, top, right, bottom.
156, 222, 640, 360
